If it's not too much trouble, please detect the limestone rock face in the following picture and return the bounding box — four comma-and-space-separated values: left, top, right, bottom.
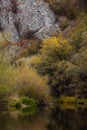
0, 0, 59, 42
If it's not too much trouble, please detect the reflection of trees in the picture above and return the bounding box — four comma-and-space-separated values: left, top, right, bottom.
47, 107, 87, 130
0, 108, 87, 130
0, 111, 48, 130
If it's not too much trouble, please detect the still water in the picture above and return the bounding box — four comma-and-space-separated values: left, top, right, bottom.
0, 107, 87, 130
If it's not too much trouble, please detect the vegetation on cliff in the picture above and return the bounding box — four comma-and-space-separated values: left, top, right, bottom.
0, 0, 87, 110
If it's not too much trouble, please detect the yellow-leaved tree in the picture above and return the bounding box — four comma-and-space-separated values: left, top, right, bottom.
29, 35, 72, 74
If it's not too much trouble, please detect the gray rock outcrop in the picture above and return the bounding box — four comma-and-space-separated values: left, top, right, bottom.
0, 0, 59, 42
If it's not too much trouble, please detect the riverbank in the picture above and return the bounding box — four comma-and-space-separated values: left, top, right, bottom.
55, 96, 87, 109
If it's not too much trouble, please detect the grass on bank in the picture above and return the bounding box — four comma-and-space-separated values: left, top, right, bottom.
56, 96, 87, 105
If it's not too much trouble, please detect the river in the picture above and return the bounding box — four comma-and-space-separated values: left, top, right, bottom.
0, 107, 87, 130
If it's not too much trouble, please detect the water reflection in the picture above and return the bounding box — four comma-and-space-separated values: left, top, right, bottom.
0, 107, 87, 130
47, 107, 87, 130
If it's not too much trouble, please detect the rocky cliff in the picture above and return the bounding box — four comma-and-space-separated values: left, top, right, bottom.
0, 0, 59, 42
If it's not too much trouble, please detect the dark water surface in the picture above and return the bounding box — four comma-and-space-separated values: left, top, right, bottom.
0, 107, 87, 130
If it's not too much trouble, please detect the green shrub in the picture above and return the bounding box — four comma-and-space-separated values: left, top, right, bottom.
9, 97, 38, 109
14, 101, 21, 109
9, 99, 21, 109
20, 97, 38, 108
